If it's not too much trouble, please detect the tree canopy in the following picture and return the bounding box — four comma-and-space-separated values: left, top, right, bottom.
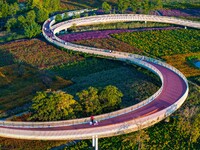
102, 2, 112, 13
77, 85, 123, 116
77, 86, 101, 116
29, 90, 80, 121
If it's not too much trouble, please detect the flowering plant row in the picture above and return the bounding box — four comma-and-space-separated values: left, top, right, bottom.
59, 27, 179, 42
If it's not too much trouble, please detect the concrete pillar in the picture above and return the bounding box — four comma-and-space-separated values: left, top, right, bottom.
95, 135, 98, 150
92, 135, 95, 147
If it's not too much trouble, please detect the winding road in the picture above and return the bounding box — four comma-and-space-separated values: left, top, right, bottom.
1, 12, 199, 140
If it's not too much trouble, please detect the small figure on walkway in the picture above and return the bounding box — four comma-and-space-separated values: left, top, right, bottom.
89, 116, 99, 126
90, 116, 94, 125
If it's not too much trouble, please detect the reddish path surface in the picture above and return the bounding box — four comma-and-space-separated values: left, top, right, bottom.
1, 62, 186, 131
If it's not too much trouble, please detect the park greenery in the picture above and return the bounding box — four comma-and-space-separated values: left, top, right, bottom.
0, 0, 60, 39
29, 85, 123, 121
0, 0, 200, 149
112, 29, 200, 57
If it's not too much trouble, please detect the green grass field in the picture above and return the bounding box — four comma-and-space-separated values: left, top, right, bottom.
48, 57, 160, 107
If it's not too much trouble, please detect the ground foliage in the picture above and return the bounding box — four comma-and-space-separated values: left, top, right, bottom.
162, 52, 200, 77
49, 57, 160, 107
112, 29, 200, 57
0, 39, 83, 69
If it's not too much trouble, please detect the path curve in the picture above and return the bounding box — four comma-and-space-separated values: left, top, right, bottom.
1, 12, 199, 140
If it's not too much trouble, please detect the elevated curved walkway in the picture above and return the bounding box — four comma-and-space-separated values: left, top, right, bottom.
1, 13, 198, 140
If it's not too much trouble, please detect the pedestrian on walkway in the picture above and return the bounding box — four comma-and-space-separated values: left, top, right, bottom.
90, 116, 94, 125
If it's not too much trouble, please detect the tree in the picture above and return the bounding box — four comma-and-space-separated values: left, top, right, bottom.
5, 17, 17, 31
72, 13, 80, 19
130, 0, 142, 12
36, 8, 49, 23
17, 15, 26, 28
0, 1, 19, 18
0, 1, 9, 18
102, 2, 112, 13
77, 87, 101, 116
155, 0, 163, 10
99, 85, 123, 112
24, 21, 41, 38
47, 0, 60, 12
55, 14, 62, 22
29, 90, 79, 121
69, 23, 77, 32
9, 2, 19, 16
63, 12, 69, 19
142, 0, 150, 14
118, 0, 130, 13
26, 10, 36, 24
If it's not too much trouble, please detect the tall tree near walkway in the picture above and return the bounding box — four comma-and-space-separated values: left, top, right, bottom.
102, 2, 112, 13
29, 90, 79, 121
36, 8, 49, 23
99, 85, 123, 112
118, 0, 130, 13
77, 87, 101, 116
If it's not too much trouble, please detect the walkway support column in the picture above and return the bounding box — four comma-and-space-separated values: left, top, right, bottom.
92, 135, 95, 147
95, 135, 98, 150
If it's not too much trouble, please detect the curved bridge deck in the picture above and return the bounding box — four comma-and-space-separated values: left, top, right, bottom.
0, 13, 194, 140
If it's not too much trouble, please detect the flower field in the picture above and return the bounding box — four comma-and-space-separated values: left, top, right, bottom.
151, 9, 200, 21
112, 29, 200, 57
161, 9, 200, 17
59, 29, 133, 42
59, 27, 179, 42
0, 39, 83, 69
74, 37, 143, 54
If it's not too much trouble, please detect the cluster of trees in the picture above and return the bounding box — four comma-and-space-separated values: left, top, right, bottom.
1, 0, 60, 38
102, 0, 163, 14
29, 85, 123, 121
0, 0, 19, 18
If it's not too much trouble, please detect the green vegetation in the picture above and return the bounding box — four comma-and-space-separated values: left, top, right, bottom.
0, 39, 83, 69
0, 64, 72, 118
186, 54, 200, 68
77, 85, 123, 116
49, 58, 160, 107
0, 0, 200, 149
74, 37, 143, 54
0, 138, 69, 150
30, 90, 80, 121
71, 22, 171, 33
0, 0, 19, 18
102, 2, 112, 13
112, 29, 200, 57
162, 52, 200, 77
0, 0, 60, 40
0, 39, 83, 118
29, 85, 123, 121
0, 31, 26, 43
